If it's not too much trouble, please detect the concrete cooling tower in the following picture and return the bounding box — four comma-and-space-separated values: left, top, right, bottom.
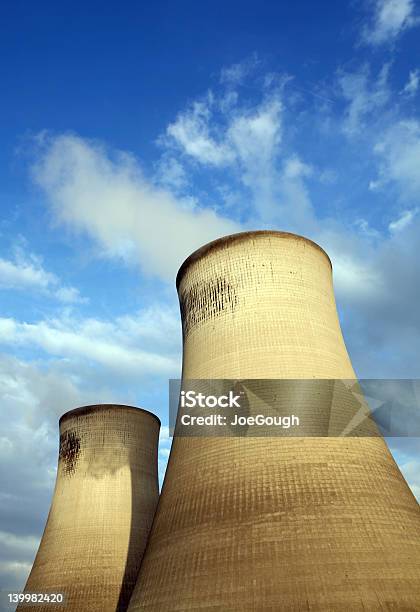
19, 404, 160, 612
129, 231, 420, 611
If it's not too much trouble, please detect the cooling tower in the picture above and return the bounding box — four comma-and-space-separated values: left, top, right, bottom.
129, 231, 420, 611
19, 404, 160, 612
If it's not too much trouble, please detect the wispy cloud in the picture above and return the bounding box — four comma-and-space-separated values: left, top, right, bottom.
165, 95, 235, 166
162, 78, 284, 176
0, 253, 55, 290
154, 155, 189, 192
401, 68, 420, 96
219, 54, 260, 87
0, 353, 102, 427
361, 0, 420, 46
0, 306, 181, 380
388, 208, 419, 232
0, 247, 86, 304
163, 81, 299, 223
398, 458, 420, 499
338, 63, 391, 136
32, 133, 240, 282
371, 119, 420, 197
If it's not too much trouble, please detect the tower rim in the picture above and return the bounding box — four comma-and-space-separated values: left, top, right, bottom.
176, 230, 332, 290
59, 404, 161, 426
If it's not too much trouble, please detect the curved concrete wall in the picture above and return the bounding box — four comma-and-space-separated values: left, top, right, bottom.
20, 404, 160, 612
129, 231, 420, 611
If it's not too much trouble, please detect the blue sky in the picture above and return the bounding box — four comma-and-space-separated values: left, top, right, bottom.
1, 0, 420, 595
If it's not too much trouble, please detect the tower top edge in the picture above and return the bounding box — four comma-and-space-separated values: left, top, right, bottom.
59, 404, 161, 426
176, 230, 332, 289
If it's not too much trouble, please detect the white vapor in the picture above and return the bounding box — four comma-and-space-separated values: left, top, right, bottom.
0, 248, 85, 304
32, 133, 240, 282
401, 68, 420, 96
338, 64, 390, 136
362, 0, 419, 46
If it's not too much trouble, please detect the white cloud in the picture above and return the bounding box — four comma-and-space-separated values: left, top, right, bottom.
318, 169, 338, 185
0, 307, 181, 380
0, 353, 102, 427
54, 286, 87, 304
272, 155, 318, 233
332, 253, 385, 299
362, 0, 420, 46
389, 208, 419, 232
338, 64, 390, 136
154, 155, 188, 191
0, 560, 33, 591
227, 98, 284, 220
166, 93, 283, 177
0, 532, 39, 558
227, 98, 282, 167
330, 220, 420, 378
0, 253, 55, 290
33, 133, 240, 282
401, 68, 419, 96
399, 458, 420, 500
166, 98, 235, 166
0, 248, 86, 304
372, 119, 420, 197
165, 88, 288, 222
282, 156, 313, 180
220, 54, 260, 87
316, 228, 386, 303
354, 218, 381, 238
0, 318, 18, 341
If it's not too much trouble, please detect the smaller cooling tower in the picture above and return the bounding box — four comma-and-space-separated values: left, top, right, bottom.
18, 404, 160, 612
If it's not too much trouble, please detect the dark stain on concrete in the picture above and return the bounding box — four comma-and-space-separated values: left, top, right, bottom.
180, 277, 238, 336
59, 430, 81, 475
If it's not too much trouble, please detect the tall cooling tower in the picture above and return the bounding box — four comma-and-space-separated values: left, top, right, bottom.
19, 404, 160, 612
129, 231, 420, 611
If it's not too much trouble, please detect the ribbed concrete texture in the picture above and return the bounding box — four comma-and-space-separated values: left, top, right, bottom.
19, 404, 160, 612
129, 231, 420, 611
